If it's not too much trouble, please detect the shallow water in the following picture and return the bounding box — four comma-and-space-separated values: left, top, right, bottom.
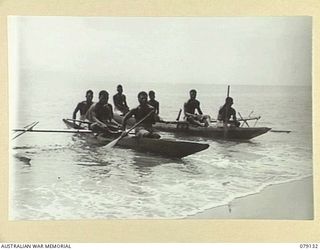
10, 81, 313, 219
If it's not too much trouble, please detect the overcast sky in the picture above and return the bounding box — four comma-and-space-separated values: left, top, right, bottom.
10, 16, 312, 85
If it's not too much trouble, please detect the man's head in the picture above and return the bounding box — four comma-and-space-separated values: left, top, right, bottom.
149, 90, 155, 100
86, 90, 93, 102
225, 97, 234, 106
117, 84, 123, 94
189, 89, 197, 100
99, 90, 109, 104
138, 91, 148, 105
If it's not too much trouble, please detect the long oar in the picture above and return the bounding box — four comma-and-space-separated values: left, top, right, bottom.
12, 121, 39, 140
104, 110, 154, 149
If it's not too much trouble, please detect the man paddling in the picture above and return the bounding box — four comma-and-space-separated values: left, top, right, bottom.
217, 97, 240, 127
72, 90, 93, 121
183, 89, 210, 127
122, 91, 160, 139
86, 90, 121, 134
113, 84, 129, 115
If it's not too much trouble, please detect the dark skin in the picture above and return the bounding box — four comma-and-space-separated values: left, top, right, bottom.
87, 93, 121, 131
73, 92, 93, 120
113, 85, 129, 114
218, 98, 239, 125
147, 92, 159, 115
184, 91, 205, 127
122, 93, 154, 130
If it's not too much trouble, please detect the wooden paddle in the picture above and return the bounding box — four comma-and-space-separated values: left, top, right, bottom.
12, 121, 39, 140
176, 109, 182, 121
104, 110, 154, 149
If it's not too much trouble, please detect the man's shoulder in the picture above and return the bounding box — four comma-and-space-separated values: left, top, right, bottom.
78, 100, 87, 106
87, 102, 97, 111
147, 100, 157, 104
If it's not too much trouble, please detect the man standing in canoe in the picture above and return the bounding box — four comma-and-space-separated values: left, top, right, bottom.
72, 90, 94, 121
183, 89, 210, 127
86, 90, 121, 134
122, 91, 160, 139
113, 84, 130, 115
217, 97, 240, 127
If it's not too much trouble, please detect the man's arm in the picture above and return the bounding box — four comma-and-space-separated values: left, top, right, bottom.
155, 102, 159, 115
109, 104, 121, 127
72, 103, 81, 120
122, 109, 134, 130
91, 109, 108, 128
183, 102, 192, 117
113, 95, 120, 109
123, 95, 129, 109
196, 101, 203, 115
231, 108, 237, 121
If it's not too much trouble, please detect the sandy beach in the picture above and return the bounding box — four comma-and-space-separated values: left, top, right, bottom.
190, 177, 313, 220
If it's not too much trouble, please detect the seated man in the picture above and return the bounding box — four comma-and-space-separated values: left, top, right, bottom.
217, 97, 240, 127
72, 90, 94, 121
86, 90, 121, 134
183, 89, 210, 127
113, 84, 129, 115
147, 90, 161, 122
122, 91, 160, 139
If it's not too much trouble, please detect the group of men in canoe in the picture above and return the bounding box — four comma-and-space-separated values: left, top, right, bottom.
72, 85, 240, 139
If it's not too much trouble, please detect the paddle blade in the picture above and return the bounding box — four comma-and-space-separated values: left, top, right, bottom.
104, 136, 122, 149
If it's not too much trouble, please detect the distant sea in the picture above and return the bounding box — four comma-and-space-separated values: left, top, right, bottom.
10, 78, 313, 219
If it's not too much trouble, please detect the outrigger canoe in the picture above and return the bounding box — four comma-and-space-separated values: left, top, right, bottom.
154, 121, 271, 140
62, 119, 209, 158
113, 114, 271, 140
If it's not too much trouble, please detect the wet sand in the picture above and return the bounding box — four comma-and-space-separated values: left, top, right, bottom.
190, 177, 313, 220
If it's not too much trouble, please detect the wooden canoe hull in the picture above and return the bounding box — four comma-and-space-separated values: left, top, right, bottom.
154, 122, 271, 140
63, 119, 209, 158
94, 135, 209, 158
113, 114, 271, 140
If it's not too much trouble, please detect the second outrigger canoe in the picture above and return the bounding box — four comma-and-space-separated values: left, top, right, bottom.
62, 119, 209, 158
113, 114, 271, 140
154, 121, 271, 140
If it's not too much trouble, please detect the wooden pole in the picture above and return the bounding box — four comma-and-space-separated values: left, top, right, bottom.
12, 128, 92, 134
12, 121, 39, 140
176, 109, 182, 121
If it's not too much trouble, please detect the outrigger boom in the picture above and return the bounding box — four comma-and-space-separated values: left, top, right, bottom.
12, 128, 92, 134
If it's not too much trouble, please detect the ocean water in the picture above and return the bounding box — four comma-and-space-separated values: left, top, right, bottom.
10, 79, 313, 219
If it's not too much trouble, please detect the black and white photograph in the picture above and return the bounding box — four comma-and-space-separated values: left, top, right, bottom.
8, 16, 313, 220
